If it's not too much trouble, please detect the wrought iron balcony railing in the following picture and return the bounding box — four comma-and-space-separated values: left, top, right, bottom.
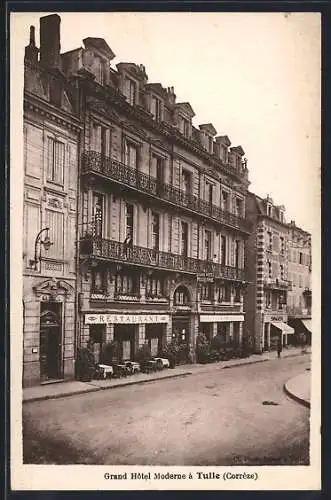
264, 279, 292, 291
287, 306, 311, 317
82, 151, 251, 234
80, 235, 246, 281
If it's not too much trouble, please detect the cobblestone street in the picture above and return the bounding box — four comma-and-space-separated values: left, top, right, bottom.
23, 355, 310, 465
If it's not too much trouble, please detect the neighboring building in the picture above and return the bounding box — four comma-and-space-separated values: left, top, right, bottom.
22, 16, 81, 386
56, 17, 252, 363
245, 193, 294, 352
287, 221, 312, 344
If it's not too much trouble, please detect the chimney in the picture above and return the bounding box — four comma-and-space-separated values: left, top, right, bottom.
24, 26, 39, 63
39, 14, 61, 69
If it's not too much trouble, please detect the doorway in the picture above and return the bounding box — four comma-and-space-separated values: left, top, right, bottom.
114, 324, 136, 361
40, 302, 62, 381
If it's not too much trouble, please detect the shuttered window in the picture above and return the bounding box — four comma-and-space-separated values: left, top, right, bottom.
45, 210, 64, 260
47, 138, 64, 184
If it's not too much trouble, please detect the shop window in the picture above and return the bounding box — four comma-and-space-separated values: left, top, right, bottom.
174, 286, 190, 305
217, 322, 227, 341
115, 273, 139, 296
201, 283, 213, 301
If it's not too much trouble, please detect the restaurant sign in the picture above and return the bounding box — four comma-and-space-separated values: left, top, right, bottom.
85, 314, 170, 325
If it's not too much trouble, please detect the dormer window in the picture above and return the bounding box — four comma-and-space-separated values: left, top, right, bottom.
267, 205, 272, 217
222, 146, 228, 163
151, 95, 162, 122
124, 76, 137, 106
179, 116, 190, 138
95, 56, 107, 85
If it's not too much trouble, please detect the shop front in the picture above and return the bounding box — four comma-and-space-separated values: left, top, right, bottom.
199, 314, 245, 344
84, 313, 170, 361
263, 313, 293, 350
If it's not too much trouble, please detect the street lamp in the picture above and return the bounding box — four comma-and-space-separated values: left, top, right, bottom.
29, 227, 53, 271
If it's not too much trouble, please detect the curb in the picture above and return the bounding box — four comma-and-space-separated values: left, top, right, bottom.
23, 350, 310, 404
283, 381, 310, 409
23, 372, 192, 404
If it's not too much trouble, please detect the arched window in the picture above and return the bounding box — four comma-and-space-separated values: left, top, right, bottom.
174, 285, 190, 306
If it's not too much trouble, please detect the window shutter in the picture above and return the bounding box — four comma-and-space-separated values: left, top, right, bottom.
47, 137, 54, 180
55, 141, 64, 184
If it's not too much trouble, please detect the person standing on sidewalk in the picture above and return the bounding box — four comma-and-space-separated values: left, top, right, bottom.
277, 335, 283, 359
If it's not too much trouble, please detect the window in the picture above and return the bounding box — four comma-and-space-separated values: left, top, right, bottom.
174, 286, 190, 305
235, 198, 243, 217
215, 285, 225, 302
151, 95, 162, 121
204, 230, 212, 261
222, 146, 228, 164
221, 190, 229, 211
234, 285, 241, 302
45, 209, 63, 260
179, 116, 190, 138
234, 240, 240, 268
146, 276, 164, 297
265, 291, 271, 309
205, 182, 213, 205
280, 236, 285, 255
95, 57, 106, 85
201, 284, 213, 301
267, 205, 272, 217
47, 138, 64, 184
91, 268, 107, 294
208, 136, 213, 154
124, 141, 138, 169
267, 231, 273, 251
92, 193, 104, 237
124, 77, 136, 105
126, 203, 134, 243
152, 155, 164, 184
267, 260, 272, 278
299, 252, 303, 264
182, 170, 191, 197
115, 273, 139, 295
280, 264, 284, 281
278, 293, 285, 310
181, 221, 188, 257
221, 235, 226, 266
152, 212, 160, 251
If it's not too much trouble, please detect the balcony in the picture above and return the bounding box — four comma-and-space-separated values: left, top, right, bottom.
287, 306, 311, 318
80, 236, 246, 282
82, 151, 251, 234
264, 279, 292, 291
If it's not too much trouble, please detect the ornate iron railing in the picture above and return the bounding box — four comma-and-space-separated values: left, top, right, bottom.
82, 150, 251, 233
80, 236, 246, 281
264, 279, 292, 291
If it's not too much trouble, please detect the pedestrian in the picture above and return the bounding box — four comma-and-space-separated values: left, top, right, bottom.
277, 336, 283, 359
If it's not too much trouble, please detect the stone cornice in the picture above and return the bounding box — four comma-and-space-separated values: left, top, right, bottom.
24, 92, 82, 133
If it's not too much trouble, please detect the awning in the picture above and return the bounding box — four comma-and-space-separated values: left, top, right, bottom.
301, 319, 312, 333
200, 314, 244, 323
271, 321, 294, 334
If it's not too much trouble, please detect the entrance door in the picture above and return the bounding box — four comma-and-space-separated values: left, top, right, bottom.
114, 325, 136, 361
40, 302, 62, 381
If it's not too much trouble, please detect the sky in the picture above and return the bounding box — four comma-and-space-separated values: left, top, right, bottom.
12, 12, 321, 233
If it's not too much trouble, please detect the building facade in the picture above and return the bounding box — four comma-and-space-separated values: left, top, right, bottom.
22, 17, 81, 386
245, 193, 294, 352
56, 18, 251, 364
287, 221, 312, 343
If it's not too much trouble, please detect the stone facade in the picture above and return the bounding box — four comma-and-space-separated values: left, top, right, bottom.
23, 17, 81, 386
245, 193, 293, 352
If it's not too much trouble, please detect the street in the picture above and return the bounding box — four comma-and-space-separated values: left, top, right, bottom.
23, 356, 310, 466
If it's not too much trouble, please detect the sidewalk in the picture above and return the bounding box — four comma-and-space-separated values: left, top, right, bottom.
284, 370, 311, 408
23, 346, 311, 404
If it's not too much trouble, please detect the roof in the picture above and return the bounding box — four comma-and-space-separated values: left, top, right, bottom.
83, 37, 115, 60
175, 102, 195, 118
215, 135, 231, 146
230, 145, 245, 156
199, 123, 217, 136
